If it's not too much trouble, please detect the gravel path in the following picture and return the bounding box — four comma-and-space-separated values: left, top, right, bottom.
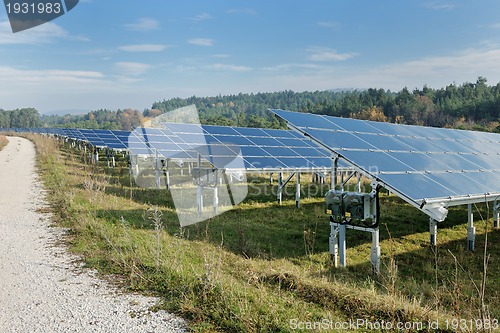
0, 137, 188, 333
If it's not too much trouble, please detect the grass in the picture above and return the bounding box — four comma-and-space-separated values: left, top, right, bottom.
28, 134, 500, 332
0, 135, 8, 150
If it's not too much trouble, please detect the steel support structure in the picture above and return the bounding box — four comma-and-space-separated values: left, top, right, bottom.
494, 200, 499, 229
467, 203, 475, 252
429, 218, 438, 246
328, 178, 380, 275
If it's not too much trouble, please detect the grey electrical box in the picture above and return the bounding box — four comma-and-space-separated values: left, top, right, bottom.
325, 190, 374, 224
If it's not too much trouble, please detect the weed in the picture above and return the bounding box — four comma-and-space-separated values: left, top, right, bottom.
147, 205, 164, 272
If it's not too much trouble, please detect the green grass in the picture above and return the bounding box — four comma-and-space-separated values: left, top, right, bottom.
30, 134, 500, 332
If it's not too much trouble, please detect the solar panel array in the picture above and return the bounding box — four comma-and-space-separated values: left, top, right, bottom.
1, 124, 335, 172
0, 127, 131, 150
271, 109, 500, 208
161, 123, 333, 171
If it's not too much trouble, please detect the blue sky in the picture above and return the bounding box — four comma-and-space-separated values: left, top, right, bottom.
1, 0, 500, 114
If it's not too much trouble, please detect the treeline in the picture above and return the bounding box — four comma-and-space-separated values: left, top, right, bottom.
0, 108, 41, 128
41, 108, 143, 131
2, 77, 500, 132
149, 77, 500, 132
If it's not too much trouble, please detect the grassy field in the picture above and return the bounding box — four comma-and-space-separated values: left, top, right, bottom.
29, 134, 500, 332
0, 135, 8, 150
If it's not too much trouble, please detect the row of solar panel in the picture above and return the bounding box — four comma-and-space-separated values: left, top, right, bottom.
0, 124, 335, 171
271, 109, 500, 206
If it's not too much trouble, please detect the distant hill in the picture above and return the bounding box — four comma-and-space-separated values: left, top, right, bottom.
43, 109, 90, 116
328, 88, 367, 93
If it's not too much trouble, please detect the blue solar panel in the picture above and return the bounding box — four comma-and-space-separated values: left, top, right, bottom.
271, 108, 500, 209
161, 123, 333, 171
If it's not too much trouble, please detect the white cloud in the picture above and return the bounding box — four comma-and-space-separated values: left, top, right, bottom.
0, 20, 68, 44
0, 66, 104, 82
307, 47, 358, 62
119, 44, 170, 52
423, 2, 456, 10
258, 47, 500, 93
188, 13, 213, 22
124, 18, 160, 31
317, 21, 340, 30
374, 48, 500, 84
115, 62, 152, 76
211, 54, 231, 58
188, 38, 214, 47
488, 22, 500, 29
0, 65, 162, 113
207, 63, 252, 72
262, 63, 325, 71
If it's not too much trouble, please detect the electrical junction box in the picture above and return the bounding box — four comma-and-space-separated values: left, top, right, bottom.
192, 168, 218, 187
325, 190, 375, 224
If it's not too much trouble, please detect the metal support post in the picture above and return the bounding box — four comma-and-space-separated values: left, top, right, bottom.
494, 200, 499, 229
107, 150, 111, 168
357, 173, 362, 192
277, 172, 283, 205
213, 186, 218, 215
164, 160, 170, 190
371, 228, 380, 275
154, 153, 161, 190
467, 203, 475, 252
429, 218, 438, 246
340, 169, 345, 191
295, 172, 301, 208
331, 157, 338, 190
213, 170, 219, 214
270, 172, 273, 185
197, 185, 203, 215
165, 171, 170, 190
339, 224, 346, 267
329, 223, 339, 267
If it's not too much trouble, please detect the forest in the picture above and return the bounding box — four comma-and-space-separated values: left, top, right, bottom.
149, 77, 500, 132
0, 108, 41, 128
1, 77, 500, 132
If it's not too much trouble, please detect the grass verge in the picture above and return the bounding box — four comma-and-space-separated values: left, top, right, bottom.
30, 134, 500, 332
0, 135, 8, 150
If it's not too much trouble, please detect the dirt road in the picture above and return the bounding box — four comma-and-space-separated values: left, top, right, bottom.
0, 137, 186, 333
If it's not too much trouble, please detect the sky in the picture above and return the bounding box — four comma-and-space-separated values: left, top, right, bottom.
2, 0, 500, 114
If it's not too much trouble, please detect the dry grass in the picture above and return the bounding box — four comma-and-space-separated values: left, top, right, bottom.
0, 135, 8, 151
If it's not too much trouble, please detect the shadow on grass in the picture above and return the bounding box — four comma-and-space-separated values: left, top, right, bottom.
94, 174, 497, 264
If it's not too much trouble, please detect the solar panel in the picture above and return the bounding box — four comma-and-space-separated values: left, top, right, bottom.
161, 122, 333, 171
271, 109, 500, 220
